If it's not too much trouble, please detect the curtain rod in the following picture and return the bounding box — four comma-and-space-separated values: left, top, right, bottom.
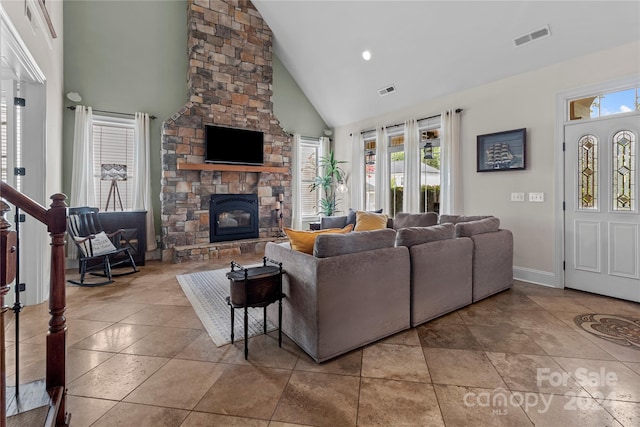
66, 105, 157, 120
350, 108, 463, 137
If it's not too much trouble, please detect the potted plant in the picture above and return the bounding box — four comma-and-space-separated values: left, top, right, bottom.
309, 151, 348, 217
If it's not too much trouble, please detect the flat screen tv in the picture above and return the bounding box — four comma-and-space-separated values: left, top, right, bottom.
205, 125, 264, 165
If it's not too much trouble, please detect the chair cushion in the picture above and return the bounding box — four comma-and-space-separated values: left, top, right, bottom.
284, 224, 354, 254
395, 223, 455, 248
314, 228, 397, 258
89, 231, 118, 256
354, 210, 389, 231
393, 212, 438, 229
455, 217, 501, 237
347, 208, 383, 226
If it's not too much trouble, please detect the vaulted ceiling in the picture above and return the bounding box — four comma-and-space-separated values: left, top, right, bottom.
253, 1, 640, 127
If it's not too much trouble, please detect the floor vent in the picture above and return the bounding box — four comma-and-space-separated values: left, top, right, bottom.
514, 25, 551, 47
378, 85, 396, 96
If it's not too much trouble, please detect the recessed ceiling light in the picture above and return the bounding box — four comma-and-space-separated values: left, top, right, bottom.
362, 50, 371, 61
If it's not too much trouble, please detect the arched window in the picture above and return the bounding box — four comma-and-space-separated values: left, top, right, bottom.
578, 134, 598, 210
612, 130, 636, 211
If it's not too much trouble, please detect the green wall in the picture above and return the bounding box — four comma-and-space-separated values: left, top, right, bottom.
63, 0, 327, 240
63, 0, 189, 240
272, 54, 328, 137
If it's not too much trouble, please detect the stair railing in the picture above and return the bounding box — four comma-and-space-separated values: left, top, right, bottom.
0, 182, 68, 427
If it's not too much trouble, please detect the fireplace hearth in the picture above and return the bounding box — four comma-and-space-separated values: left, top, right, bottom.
210, 194, 259, 243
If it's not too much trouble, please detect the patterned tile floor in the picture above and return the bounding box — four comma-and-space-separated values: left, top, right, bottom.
4, 255, 640, 426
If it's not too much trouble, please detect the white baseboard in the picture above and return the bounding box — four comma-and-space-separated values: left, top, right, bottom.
513, 266, 560, 288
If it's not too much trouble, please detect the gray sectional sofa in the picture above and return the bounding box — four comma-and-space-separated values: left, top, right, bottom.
266, 213, 513, 362
265, 229, 410, 363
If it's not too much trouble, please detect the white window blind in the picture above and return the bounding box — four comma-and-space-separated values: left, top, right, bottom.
92, 117, 135, 211
300, 138, 321, 218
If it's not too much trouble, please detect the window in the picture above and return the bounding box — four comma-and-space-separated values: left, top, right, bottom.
578, 134, 598, 210
1, 81, 23, 191
299, 137, 322, 219
569, 86, 640, 121
419, 126, 441, 213
361, 117, 443, 216
92, 116, 135, 211
388, 133, 404, 217
612, 130, 636, 211
364, 136, 376, 211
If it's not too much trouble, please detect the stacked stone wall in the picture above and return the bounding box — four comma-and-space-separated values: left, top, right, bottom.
161, 0, 291, 262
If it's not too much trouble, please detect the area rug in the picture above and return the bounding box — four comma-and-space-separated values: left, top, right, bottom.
177, 267, 276, 347
574, 314, 640, 349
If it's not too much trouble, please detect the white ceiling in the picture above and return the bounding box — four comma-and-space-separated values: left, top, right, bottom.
253, 1, 640, 128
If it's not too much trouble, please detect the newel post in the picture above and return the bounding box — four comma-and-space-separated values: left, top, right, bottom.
45, 193, 68, 426
0, 200, 17, 427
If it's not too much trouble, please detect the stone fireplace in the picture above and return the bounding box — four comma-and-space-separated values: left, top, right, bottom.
160, 0, 291, 262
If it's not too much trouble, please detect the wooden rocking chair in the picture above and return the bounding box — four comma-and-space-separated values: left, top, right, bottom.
67, 206, 138, 286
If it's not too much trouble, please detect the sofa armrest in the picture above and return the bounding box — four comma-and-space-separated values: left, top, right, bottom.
470, 229, 513, 301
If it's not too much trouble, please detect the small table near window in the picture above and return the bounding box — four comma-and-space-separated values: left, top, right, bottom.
98, 210, 147, 266
309, 222, 321, 231
225, 257, 284, 359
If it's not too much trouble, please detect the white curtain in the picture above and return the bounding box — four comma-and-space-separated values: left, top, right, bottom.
440, 109, 462, 214
70, 106, 95, 208
375, 127, 390, 214
403, 119, 420, 213
133, 112, 157, 251
290, 134, 303, 230
69, 106, 95, 259
350, 132, 364, 210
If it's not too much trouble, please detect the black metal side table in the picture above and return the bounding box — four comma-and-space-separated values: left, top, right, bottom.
225, 256, 284, 359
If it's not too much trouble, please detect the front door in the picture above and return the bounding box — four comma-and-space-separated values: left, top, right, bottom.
564, 113, 639, 302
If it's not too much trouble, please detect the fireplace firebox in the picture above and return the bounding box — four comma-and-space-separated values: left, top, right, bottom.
210, 194, 259, 243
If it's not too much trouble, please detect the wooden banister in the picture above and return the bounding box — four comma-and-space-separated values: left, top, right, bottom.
0, 182, 47, 224
0, 182, 69, 426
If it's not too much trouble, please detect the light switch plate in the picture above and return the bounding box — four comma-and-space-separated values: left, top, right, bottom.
511, 192, 525, 202
529, 192, 544, 202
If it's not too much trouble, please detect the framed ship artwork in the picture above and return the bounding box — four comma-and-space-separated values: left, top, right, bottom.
476, 128, 526, 172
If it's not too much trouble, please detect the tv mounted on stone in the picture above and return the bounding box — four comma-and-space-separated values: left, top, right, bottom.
204, 125, 264, 165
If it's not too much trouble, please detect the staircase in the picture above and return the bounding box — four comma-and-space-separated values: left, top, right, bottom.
1, 182, 69, 427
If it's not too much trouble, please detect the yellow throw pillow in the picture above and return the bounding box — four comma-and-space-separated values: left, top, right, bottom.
284, 224, 354, 254
354, 210, 389, 231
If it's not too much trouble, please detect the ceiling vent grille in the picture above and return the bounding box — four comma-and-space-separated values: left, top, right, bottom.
378, 85, 397, 96
514, 25, 551, 47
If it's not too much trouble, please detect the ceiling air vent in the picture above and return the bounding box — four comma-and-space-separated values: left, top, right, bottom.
514, 25, 551, 47
378, 85, 396, 97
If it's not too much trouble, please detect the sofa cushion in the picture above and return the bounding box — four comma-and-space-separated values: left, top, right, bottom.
395, 223, 455, 248
354, 210, 389, 231
314, 228, 397, 258
455, 217, 500, 237
320, 215, 348, 230
347, 208, 383, 227
439, 214, 492, 224
284, 224, 354, 254
393, 212, 438, 229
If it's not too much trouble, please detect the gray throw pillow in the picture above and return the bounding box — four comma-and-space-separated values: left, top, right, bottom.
347, 208, 383, 226
393, 212, 438, 229
439, 214, 492, 224
395, 223, 455, 248
455, 217, 500, 237
320, 215, 348, 230
314, 228, 396, 258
